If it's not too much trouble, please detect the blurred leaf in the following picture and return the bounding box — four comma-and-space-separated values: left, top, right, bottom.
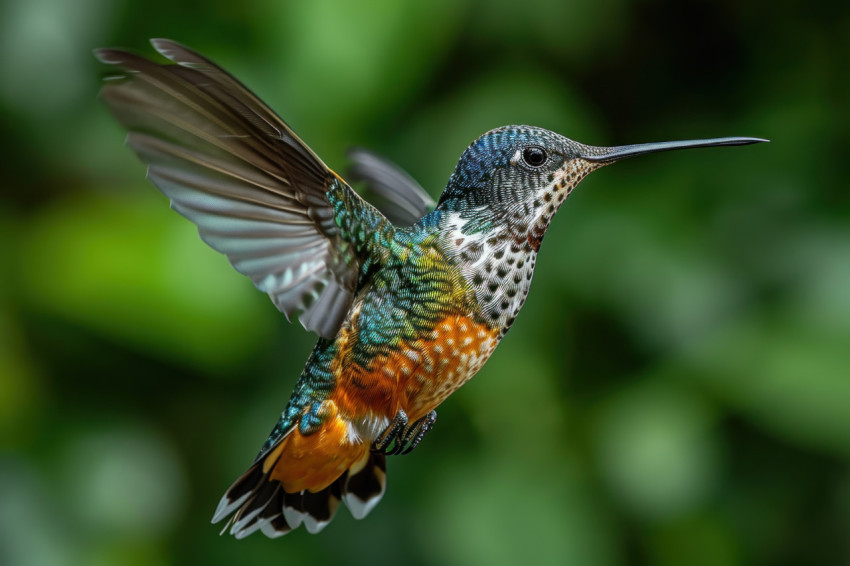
648, 514, 741, 566
683, 311, 850, 457
16, 191, 273, 374
549, 204, 744, 354
60, 425, 187, 537
0, 311, 42, 447
785, 228, 850, 335
593, 379, 723, 519
0, 460, 79, 566
85, 542, 167, 566
262, 0, 470, 153
0, 212, 43, 448
676, 225, 850, 457
422, 455, 618, 566
0, 0, 114, 116
471, 0, 627, 60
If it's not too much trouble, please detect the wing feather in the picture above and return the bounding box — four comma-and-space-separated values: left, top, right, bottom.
348, 147, 436, 226
97, 39, 390, 338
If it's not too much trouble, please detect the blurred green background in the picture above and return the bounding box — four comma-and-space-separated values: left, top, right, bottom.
1, 0, 848, 565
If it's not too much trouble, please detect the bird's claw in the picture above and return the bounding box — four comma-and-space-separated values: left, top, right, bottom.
371, 410, 437, 456
372, 409, 408, 453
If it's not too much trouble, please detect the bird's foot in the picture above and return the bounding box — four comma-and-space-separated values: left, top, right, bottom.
371, 410, 437, 456
396, 410, 437, 455
372, 409, 408, 453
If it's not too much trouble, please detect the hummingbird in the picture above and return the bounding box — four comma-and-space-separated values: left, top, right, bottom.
96, 39, 766, 539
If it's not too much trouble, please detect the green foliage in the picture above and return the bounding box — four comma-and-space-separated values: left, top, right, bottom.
1, 1, 848, 565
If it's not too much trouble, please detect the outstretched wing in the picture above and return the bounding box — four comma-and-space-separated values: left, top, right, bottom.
347, 148, 436, 226
97, 39, 388, 339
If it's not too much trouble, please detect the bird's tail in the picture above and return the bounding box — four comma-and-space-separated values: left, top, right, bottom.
211, 424, 387, 538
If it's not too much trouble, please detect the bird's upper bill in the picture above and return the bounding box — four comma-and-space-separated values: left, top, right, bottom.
579, 137, 769, 164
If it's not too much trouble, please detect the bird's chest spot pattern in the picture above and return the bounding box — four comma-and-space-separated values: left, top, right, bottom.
331, 313, 499, 434
444, 218, 537, 335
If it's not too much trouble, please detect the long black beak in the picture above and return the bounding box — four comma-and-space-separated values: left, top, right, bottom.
581, 137, 769, 163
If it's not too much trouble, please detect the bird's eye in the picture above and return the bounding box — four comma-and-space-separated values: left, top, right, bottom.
522, 146, 547, 167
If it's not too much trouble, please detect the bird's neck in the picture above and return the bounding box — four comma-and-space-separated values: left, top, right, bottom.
436, 209, 539, 335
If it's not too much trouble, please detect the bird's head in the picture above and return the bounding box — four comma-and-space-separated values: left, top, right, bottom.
436, 125, 765, 242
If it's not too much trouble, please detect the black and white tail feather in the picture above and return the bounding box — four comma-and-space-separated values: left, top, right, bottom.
212, 438, 387, 538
